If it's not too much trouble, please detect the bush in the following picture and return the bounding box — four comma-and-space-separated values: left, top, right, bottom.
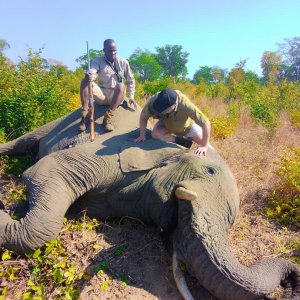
2, 155, 34, 175
210, 114, 239, 139
142, 77, 173, 95
265, 148, 300, 228
0, 49, 80, 141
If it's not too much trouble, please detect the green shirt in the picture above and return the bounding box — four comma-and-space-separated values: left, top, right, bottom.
141, 90, 208, 136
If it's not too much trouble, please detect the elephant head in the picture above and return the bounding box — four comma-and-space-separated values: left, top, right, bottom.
0, 104, 299, 300
118, 140, 300, 299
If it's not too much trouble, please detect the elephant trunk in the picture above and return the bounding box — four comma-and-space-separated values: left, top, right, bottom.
174, 207, 300, 300
0, 150, 101, 253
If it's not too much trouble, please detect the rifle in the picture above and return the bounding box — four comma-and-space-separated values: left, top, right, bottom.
87, 41, 95, 142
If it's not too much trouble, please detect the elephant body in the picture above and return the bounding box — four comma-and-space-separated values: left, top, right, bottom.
0, 104, 299, 300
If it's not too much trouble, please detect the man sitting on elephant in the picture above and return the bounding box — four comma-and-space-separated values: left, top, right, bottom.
134, 88, 212, 157
80, 39, 137, 132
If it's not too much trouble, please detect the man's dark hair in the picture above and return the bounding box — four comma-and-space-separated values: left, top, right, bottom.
103, 39, 115, 48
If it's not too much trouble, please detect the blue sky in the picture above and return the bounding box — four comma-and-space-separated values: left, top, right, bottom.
1, 0, 299, 78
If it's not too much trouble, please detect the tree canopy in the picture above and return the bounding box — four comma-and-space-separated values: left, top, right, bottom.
128, 49, 162, 82
277, 37, 300, 82
75, 49, 104, 72
155, 44, 189, 78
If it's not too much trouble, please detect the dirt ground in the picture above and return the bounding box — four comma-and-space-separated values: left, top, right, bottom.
1, 116, 299, 300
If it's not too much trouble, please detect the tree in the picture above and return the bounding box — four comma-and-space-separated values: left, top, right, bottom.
193, 66, 213, 84
227, 59, 248, 85
75, 49, 104, 71
211, 67, 226, 83
277, 37, 300, 82
128, 49, 162, 82
155, 44, 189, 78
193, 66, 226, 84
260, 51, 282, 83
0, 39, 10, 55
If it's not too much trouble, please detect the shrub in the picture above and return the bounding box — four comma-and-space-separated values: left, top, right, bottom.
2, 155, 34, 175
265, 148, 300, 228
142, 77, 173, 95
210, 114, 239, 140
250, 101, 278, 128
290, 110, 300, 129
0, 49, 78, 140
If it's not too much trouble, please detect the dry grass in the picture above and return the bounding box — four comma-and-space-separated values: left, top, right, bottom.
214, 109, 300, 268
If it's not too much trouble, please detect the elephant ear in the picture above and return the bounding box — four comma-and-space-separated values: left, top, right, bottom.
119, 137, 182, 173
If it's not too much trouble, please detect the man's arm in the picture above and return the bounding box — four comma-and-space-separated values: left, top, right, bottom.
181, 93, 211, 156
123, 59, 137, 109
194, 120, 211, 156
134, 115, 148, 142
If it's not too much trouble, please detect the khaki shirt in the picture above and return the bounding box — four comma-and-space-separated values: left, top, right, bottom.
141, 90, 208, 136
91, 56, 135, 99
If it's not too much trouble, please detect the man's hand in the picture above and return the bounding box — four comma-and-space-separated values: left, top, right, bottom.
134, 135, 146, 143
129, 99, 138, 111
194, 145, 208, 157
87, 69, 97, 81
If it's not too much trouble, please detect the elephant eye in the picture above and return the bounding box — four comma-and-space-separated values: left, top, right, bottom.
206, 166, 217, 175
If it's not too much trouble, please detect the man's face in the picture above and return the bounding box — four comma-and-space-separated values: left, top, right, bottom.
104, 42, 117, 62
154, 100, 178, 119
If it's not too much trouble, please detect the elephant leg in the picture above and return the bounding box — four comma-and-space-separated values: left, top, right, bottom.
0, 117, 63, 156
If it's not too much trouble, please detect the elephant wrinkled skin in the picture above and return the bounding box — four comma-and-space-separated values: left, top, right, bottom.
0, 104, 299, 300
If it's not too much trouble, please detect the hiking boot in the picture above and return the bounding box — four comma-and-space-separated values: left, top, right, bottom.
79, 108, 88, 132
103, 109, 115, 132
174, 136, 193, 148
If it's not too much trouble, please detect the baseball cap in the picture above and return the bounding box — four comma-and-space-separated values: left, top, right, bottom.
152, 89, 178, 113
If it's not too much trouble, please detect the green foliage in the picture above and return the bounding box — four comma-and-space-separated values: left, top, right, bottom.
114, 244, 126, 256
206, 82, 230, 99
193, 66, 213, 84
6, 184, 27, 205
128, 49, 162, 82
210, 115, 239, 139
290, 110, 300, 129
278, 79, 300, 114
0, 128, 5, 143
155, 44, 189, 78
289, 239, 300, 264
277, 36, 300, 82
0, 39, 10, 54
250, 101, 278, 128
62, 216, 100, 232
75, 49, 104, 71
2, 155, 33, 175
265, 148, 300, 227
22, 239, 82, 299
0, 49, 80, 140
193, 66, 226, 84
142, 77, 174, 95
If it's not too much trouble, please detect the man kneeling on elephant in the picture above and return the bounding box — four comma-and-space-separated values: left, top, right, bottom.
79, 39, 137, 132
134, 88, 212, 157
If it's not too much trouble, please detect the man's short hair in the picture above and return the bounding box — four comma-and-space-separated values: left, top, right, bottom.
152, 89, 178, 113
103, 39, 115, 48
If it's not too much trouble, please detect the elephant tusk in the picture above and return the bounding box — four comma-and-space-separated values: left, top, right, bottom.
172, 250, 195, 300
175, 187, 197, 201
